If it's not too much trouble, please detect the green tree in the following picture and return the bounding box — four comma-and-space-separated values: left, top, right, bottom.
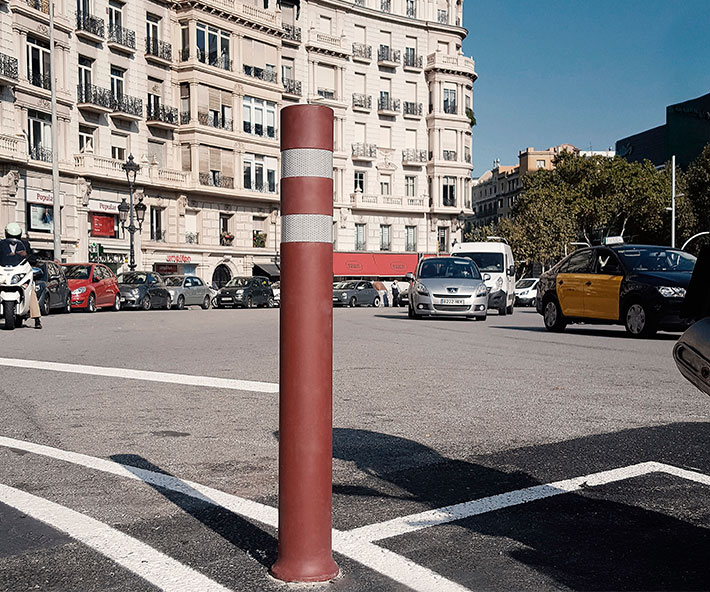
684, 143, 710, 245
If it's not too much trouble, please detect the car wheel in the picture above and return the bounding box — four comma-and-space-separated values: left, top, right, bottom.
372, 296, 380, 308
202, 295, 211, 310
498, 301, 507, 315
246, 295, 254, 309
530, 298, 537, 308
165, 295, 172, 310
111, 294, 121, 312
543, 298, 566, 332
87, 293, 96, 313
40, 296, 50, 316
176, 295, 185, 310
3, 301, 16, 330
267, 296, 275, 308
349, 296, 357, 308
141, 295, 151, 311
506, 304, 514, 315
624, 301, 657, 338
65, 294, 72, 313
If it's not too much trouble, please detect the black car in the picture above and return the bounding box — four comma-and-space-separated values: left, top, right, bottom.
215, 276, 275, 308
536, 244, 696, 337
117, 271, 172, 310
34, 259, 72, 315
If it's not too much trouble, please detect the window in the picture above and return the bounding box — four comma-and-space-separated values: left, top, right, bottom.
79, 125, 94, 153
319, 15, 332, 34
185, 211, 198, 244
147, 140, 164, 166
354, 171, 365, 192
146, 13, 160, 44
26, 36, 50, 90
243, 154, 277, 192
242, 97, 277, 137
536, 159, 545, 168
437, 227, 449, 253
78, 56, 92, 91
28, 110, 51, 161
150, 207, 165, 241
594, 248, 622, 275
110, 66, 124, 98
405, 0, 416, 17
405, 176, 415, 197
405, 225, 417, 252
110, 133, 127, 161
380, 225, 391, 251
108, 1, 123, 31
253, 216, 267, 248
219, 213, 231, 234
282, 57, 294, 81
196, 23, 230, 69
561, 249, 593, 274
443, 85, 457, 114
380, 175, 391, 196
355, 224, 366, 251
180, 23, 189, 59
443, 176, 456, 207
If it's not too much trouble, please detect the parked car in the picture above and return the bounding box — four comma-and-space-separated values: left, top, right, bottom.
270, 281, 280, 306
164, 275, 212, 310
536, 244, 696, 337
515, 277, 540, 307
63, 263, 121, 312
333, 280, 380, 307
215, 276, 275, 308
35, 259, 72, 315
117, 271, 172, 310
407, 256, 488, 320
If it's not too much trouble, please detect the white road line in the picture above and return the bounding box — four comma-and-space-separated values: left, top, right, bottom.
0, 357, 279, 393
0, 437, 469, 592
0, 482, 232, 592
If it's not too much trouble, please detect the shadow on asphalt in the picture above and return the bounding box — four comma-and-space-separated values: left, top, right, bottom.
494, 325, 681, 340
109, 454, 278, 569
332, 424, 710, 591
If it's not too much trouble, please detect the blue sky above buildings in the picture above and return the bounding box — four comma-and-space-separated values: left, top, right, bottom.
463, 0, 710, 176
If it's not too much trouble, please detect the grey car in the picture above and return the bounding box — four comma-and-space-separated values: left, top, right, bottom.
333, 280, 381, 307
164, 275, 212, 310
117, 271, 172, 310
407, 257, 489, 320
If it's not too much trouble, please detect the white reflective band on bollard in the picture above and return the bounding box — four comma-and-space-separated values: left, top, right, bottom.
281, 214, 333, 244
281, 149, 334, 179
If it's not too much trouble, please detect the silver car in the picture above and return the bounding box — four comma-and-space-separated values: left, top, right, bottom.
164, 275, 212, 310
407, 257, 489, 320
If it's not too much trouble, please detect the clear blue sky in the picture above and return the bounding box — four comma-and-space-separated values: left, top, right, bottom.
462, 0, 710, 176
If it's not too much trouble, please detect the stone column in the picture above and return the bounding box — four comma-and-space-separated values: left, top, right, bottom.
0, 170, 20, 230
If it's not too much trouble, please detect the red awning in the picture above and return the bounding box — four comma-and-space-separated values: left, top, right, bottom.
333, 252, 418, 277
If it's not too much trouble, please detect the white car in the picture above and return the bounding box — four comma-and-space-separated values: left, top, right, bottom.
515, 277, 539, 307
271, 281, 280, 306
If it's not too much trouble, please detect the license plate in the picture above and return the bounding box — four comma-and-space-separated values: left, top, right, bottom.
441, 298, 465, 305
222, 297, 232, 301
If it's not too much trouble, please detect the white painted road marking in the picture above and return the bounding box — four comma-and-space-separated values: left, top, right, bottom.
0, 482, 232, 592
0, 357, 279, 393
0, 437, 470, 592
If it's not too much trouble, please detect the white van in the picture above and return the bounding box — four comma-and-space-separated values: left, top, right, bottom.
450, 240, 516, 315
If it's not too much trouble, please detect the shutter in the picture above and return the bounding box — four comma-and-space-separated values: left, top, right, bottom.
407, 81, 417, 100
185, 212, 197, 233
379, 126, 391, 148
354, 122, 365, 144
209, 147, 221, 170
199, 146, 209, 172
111, 133, 127, 150
443, 129, 457, 150
221, 89, 231, 107
355, 73, 366, 94
242, 38, 253, 66
263, 43, 277, 67
317, 64, 335, 90
209, 87, 220, 111
252, 40, 266, 68
222, 150, 234, 176
197, 84, 209, 106
405, 129, 417, 147
180, 83, 190, 98
353, 24, 365, 43
181, 144, 191, 171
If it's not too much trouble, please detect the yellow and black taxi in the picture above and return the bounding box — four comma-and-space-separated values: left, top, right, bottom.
536, 244, 696, 337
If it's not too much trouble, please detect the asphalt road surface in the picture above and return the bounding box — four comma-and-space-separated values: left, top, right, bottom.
1, 305, 708, 592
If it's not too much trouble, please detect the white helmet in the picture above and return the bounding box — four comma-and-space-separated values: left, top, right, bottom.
4, 222, 21, 239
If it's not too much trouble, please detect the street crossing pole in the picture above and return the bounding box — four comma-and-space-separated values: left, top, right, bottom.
271, 105, 339, 583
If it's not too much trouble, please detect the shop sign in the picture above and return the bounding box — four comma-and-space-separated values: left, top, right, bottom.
91, 214, 116, 237
88, 243, 126, 265
88, 199, 120, 214
27, 189, 54, 205
166, 254, 192, 263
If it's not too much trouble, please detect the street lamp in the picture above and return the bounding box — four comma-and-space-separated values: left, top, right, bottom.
121, 154, 143, 271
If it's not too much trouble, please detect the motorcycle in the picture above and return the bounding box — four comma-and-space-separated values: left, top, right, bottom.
0, 259, 36, 330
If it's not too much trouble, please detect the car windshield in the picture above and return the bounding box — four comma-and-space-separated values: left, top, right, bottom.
334, 281, 357, 289
419, 259, 481, 280
458, 252, 504, 272
616, 247, 696, 272
117, 272, 147, 284
226, 278, 249, 288
63, 265, 91, 280
164, 276, 184, 286
516, 279, 537, 289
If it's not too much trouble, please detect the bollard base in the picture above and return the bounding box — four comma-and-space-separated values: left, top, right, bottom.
270, 557, 339, 583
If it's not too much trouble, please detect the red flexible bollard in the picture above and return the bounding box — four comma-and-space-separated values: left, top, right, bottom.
270, 105, 339, 583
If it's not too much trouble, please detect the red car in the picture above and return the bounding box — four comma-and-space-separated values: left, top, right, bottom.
62, 263, 121, 312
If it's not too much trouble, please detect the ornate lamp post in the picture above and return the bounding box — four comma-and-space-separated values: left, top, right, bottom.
119, 155, 146, 271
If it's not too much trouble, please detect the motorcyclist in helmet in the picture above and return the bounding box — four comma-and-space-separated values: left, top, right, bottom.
0, 223, 42, 328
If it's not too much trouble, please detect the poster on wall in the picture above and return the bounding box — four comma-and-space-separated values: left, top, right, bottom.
28, 204, 54, 232
91, 214, 117, 238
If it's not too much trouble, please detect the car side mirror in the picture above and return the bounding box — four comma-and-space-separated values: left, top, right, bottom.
483, 273, 491, 281
93, 276, 100, 283
674, 318, 710, 397
507, 265, 515, 276
405, 272, 414, 281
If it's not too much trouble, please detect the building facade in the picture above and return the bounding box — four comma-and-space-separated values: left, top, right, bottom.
0, 0, 475, 285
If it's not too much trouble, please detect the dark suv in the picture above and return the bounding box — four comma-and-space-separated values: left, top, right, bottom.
215, 276, 275, 308
35, 259, 72, 315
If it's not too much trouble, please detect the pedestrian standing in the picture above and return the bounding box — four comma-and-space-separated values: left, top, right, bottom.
391, 279, 400, 307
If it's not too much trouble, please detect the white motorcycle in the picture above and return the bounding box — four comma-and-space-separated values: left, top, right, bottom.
0, 259, 35, 330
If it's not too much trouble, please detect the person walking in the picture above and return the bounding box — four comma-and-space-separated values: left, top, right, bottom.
391, 279, 400, 308
0, 223, 42, 328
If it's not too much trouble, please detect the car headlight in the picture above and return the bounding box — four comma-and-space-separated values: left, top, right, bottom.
11, 274, 24, 284
415, 282, 429, 296
657, 286, 686, 298
72, 286, 87, 296
496, 276, 504, 289
341, 292, 347, 298
475, 284, 488, 297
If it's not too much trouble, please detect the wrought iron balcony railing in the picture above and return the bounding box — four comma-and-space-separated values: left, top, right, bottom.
378, 46, 400, 64
405, 5, 416, 18
351, 143, 377, 159
352, 42, 372, 60
443, 197, 456, 207
77, 83, 112, 108
443, 150, 457, 161
180, 111, 190, 124
352, 93, 372, 109
147, 104, 179, 125
283, 24, 301, 42
0, 54, 18, 80
283, 77, 302, 95
403, 53, 422, 68
405, 242, 417, 252
185, 232, 200, 244
403, 101, 422, 116
402, 149, 427, 162
378, 96, 400, 112
443, 101, 457, 114
380, 0, 390, 12
28, 68, 50, 90
145, 37, 172, 61
355, 241, 366, 251
317, 88, 335, 100
199, 172, 234, 189
151, 229, 166, 242
26, 0, 49, 14
437, 9, 448, 24
108, 24, 135, 49
76, 12, 105, 38
179, 48, 190, 62
196, 49, 232, 71
112, 93, 143, 117
243, 64, 277, 83
197, 111, 233, 131
29, 145, 52, 162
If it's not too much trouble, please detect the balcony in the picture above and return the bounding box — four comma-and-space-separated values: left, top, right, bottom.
351, 143, 377, 161
151, 229, 166, 243
464, 151, 472, 164
242, 121, 276, 139
443, 150, 457, 161
24, 0, 49, 14
380, 0, 390, 12
352, 93, 372, 112
425, 52, 477, 81
185, 232, 200, 245
402, 149, 427, 166
403, 53, 423, 70
196, 49, 232, 71
29, 145, 52, 162
243, 64, 277, 84
352, 42, 372, 63
350, 192, 427, 212
111, 94, 143, 121
283, 23, 301, 44
306, 30, 350, 58
198, 111, 233, 131
180, 111, 190, 124
245, 183, 277, 195
443, 101, 457, 115
377, 96, 400, 116
107, 24, 136, 53
282, 77, 302, 97
0, 54, 18, 86
317, 87, 335, 100
77, 83, 112, 113
145, 37, 172, 64
437, 9, 448, 24
76, 12, 105, 41
405, 5, 416, 18
403, 101, 422, 118
199, 172, 234, 189
377, 46, 400, 67
147, 104, 179, 129
27, 68, 50, 91
0, 134, 25, 161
